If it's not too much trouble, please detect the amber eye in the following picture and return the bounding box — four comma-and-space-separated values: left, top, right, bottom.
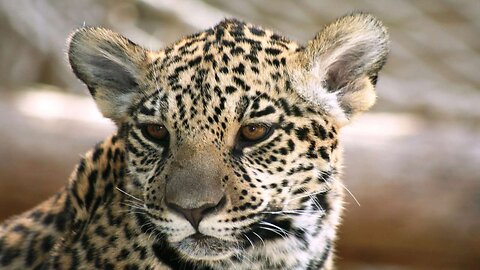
142, 124, 169, 142
239, 124, 271, 142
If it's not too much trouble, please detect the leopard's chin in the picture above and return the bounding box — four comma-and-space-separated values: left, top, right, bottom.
172, 233, 237, 261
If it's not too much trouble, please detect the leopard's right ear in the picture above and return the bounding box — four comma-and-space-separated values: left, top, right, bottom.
68, 27, 148, 122
289, 13, 389, 126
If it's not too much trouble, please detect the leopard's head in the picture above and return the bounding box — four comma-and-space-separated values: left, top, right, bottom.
68, 13, 388, 264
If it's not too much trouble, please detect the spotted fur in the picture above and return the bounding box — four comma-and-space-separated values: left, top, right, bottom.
0, 13, 388, 269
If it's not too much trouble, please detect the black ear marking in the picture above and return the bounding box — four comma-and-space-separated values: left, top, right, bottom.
369, 74, 379, 86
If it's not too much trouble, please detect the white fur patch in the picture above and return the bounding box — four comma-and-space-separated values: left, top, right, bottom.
290, 68, 349, 126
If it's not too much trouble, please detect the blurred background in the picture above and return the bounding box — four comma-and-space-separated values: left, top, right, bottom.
0, 0, 479, 269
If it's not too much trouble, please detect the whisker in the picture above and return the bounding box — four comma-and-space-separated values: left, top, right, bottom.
262, 209, 322, 216
120, 202, 145, 210
139, 221, 153, 233
258, 226, 288, 241
120, 206, 145, 213
123, 200, 145, 208
308, 193, 325, 213
259, 221, 291, 237
147, 221, 156, 241
122, 199, 144, 205
332, 177, 360, 206
242, 233, 255, 250
227, 257, 236, 268
153, 232, 165, 243
119, 211, 147, 218
286, 188, 330, 203
233, 243, 253, 266
250, 231, 265, 248
115, 186, 143, 202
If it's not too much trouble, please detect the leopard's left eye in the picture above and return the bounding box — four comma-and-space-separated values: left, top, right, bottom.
141, 124, 169, 143
236, 124, 273, 150
240, 124, 269, 142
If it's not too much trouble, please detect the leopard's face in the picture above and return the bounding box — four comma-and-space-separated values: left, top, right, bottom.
120, 23, 342, 260
69, 15, 388, 264
123, 39, 341, 260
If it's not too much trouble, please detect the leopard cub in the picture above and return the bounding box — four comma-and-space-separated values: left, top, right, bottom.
0, 13, 388, 270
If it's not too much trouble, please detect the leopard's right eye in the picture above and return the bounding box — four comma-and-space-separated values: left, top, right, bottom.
141, 124, 169, 143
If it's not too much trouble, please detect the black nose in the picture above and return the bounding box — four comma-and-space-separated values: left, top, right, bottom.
166, 196, 226, 230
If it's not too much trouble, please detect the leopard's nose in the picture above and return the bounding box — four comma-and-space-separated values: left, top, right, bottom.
165, 145, 227, 229
166, 196, 226, 229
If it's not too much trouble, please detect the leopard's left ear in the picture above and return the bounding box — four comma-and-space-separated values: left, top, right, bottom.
289, 13, 389, 125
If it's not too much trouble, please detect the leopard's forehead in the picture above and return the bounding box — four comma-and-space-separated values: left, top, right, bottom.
147, 19, 300, 95
163, 18, 299, 63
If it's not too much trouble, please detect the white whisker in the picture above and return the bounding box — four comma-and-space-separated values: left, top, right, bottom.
259, 221, 291, 237
251, 231, 265, 247
123, 199, 145, 207
262, 209, 322, 216
120, 204, 145, 212
332, 177, 360, 206
115, 186, 143, 202
242, 233, 255, 250
258, 226, 288, 241
308, 193, 324, 212
286, 188, 329, 203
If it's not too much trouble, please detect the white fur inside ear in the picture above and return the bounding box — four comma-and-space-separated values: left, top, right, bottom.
341, 77, 377, 115
290, 67, 348, 126
95, 90, 138, 120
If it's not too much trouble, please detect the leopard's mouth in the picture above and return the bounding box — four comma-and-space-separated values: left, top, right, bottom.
171, 233, 238, 261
